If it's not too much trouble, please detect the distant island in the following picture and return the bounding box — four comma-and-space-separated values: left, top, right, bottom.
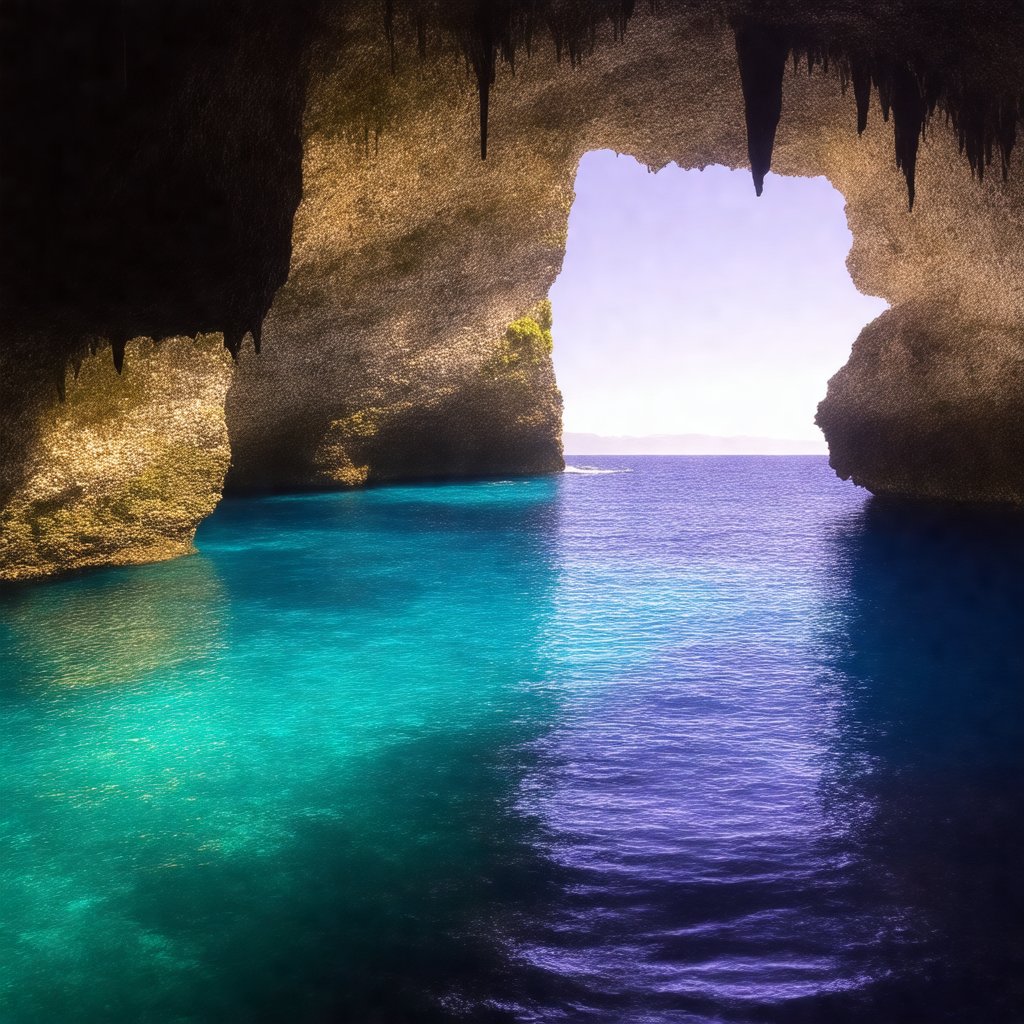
563, 432, 826, 456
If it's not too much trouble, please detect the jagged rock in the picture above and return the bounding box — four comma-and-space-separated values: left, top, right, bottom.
227, 7, 1024, 505
224, 4, 575, 491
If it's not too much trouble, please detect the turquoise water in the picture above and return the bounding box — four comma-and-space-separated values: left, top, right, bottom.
3, 457, 1024, 1022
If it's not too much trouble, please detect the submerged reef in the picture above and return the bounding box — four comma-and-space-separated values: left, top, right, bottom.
4, 1, 1024, 577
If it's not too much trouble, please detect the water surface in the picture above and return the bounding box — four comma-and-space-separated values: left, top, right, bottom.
3, 457, 1024, 1021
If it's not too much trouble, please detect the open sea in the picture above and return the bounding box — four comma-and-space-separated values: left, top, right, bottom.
2, 456, 1024, 1022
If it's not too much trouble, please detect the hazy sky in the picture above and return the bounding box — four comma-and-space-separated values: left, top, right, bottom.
549, 152, 888, 448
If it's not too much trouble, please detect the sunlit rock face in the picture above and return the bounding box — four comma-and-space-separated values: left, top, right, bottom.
224, 6, 569, 491
0, 339, 232, 582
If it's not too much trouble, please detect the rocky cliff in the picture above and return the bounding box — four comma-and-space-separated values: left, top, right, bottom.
224, 5, 570, 491
818, 303, 1024, 504
0, 0, 313, 579
5, 1, 1024, 580
226, 3, 1024, 507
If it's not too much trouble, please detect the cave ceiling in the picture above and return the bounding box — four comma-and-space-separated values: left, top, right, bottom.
2, 0, 1023, 386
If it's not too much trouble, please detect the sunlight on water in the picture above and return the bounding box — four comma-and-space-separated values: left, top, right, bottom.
2, 459, 1024, 1022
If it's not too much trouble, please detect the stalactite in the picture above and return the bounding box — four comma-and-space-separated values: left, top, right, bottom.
875, 62, 893, 123
851, 56, 871, 134
474, 44, 492, 158
16, 0, 1024, 391
462, 1, 503, 159
223, 329, 243, 362
922, 71, 943, 123
1, 0, 316, 390
734, 23, 789, 196
111, 337, 126, 375
947, 89, 1020, 184
384, 0, 397, 73
891, 62, 925, 209
438, 0, 641, 158
415, 3, 427, 58
957, 95, 988, 179
610, 0, 633, 43
998, 98, 1017, 180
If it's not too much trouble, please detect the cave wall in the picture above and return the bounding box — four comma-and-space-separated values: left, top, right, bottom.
819, 302, 1024, 503
224, 5, 570, 491
0, 338, 232, 582
0, 0, 314, 581
226, 5, 1024, 505
0, 0, 315, 358
5, 2, 1024, 582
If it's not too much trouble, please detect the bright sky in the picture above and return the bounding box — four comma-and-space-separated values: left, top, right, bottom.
550, 151, 888, 448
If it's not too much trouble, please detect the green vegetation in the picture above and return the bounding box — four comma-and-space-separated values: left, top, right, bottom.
491, 300, 554, 371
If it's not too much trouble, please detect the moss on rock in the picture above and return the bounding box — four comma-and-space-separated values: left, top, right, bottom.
492, 301, 555, 372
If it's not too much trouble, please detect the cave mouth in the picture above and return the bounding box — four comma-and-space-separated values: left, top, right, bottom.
551, 151, 888, 457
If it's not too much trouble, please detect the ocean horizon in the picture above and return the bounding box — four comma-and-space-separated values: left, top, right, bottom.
563, 433, 828, 456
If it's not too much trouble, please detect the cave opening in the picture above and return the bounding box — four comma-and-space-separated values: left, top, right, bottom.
551, 150, 888, 457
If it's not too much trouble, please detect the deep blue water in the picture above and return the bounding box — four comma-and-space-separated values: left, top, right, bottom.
3, 456, 1024, 1022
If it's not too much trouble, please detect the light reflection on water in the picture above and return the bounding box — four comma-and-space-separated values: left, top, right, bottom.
2, 458, 1023, 1022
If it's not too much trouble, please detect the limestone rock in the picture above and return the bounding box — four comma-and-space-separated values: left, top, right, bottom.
224, 7, 1024, 504
0, 338, 232, 582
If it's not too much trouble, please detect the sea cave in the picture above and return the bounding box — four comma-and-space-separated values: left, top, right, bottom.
2, 3, 1024, 1022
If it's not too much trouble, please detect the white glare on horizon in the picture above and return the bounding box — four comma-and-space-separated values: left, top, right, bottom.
549, 152, 888, 450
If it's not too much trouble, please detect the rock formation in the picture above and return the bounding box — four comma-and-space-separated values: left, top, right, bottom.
228, 3, 1024, 507
4, 1, 1024, 579
818, 303, 1024, 504
0, 338, 232, 582
225, 3, 572, 491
